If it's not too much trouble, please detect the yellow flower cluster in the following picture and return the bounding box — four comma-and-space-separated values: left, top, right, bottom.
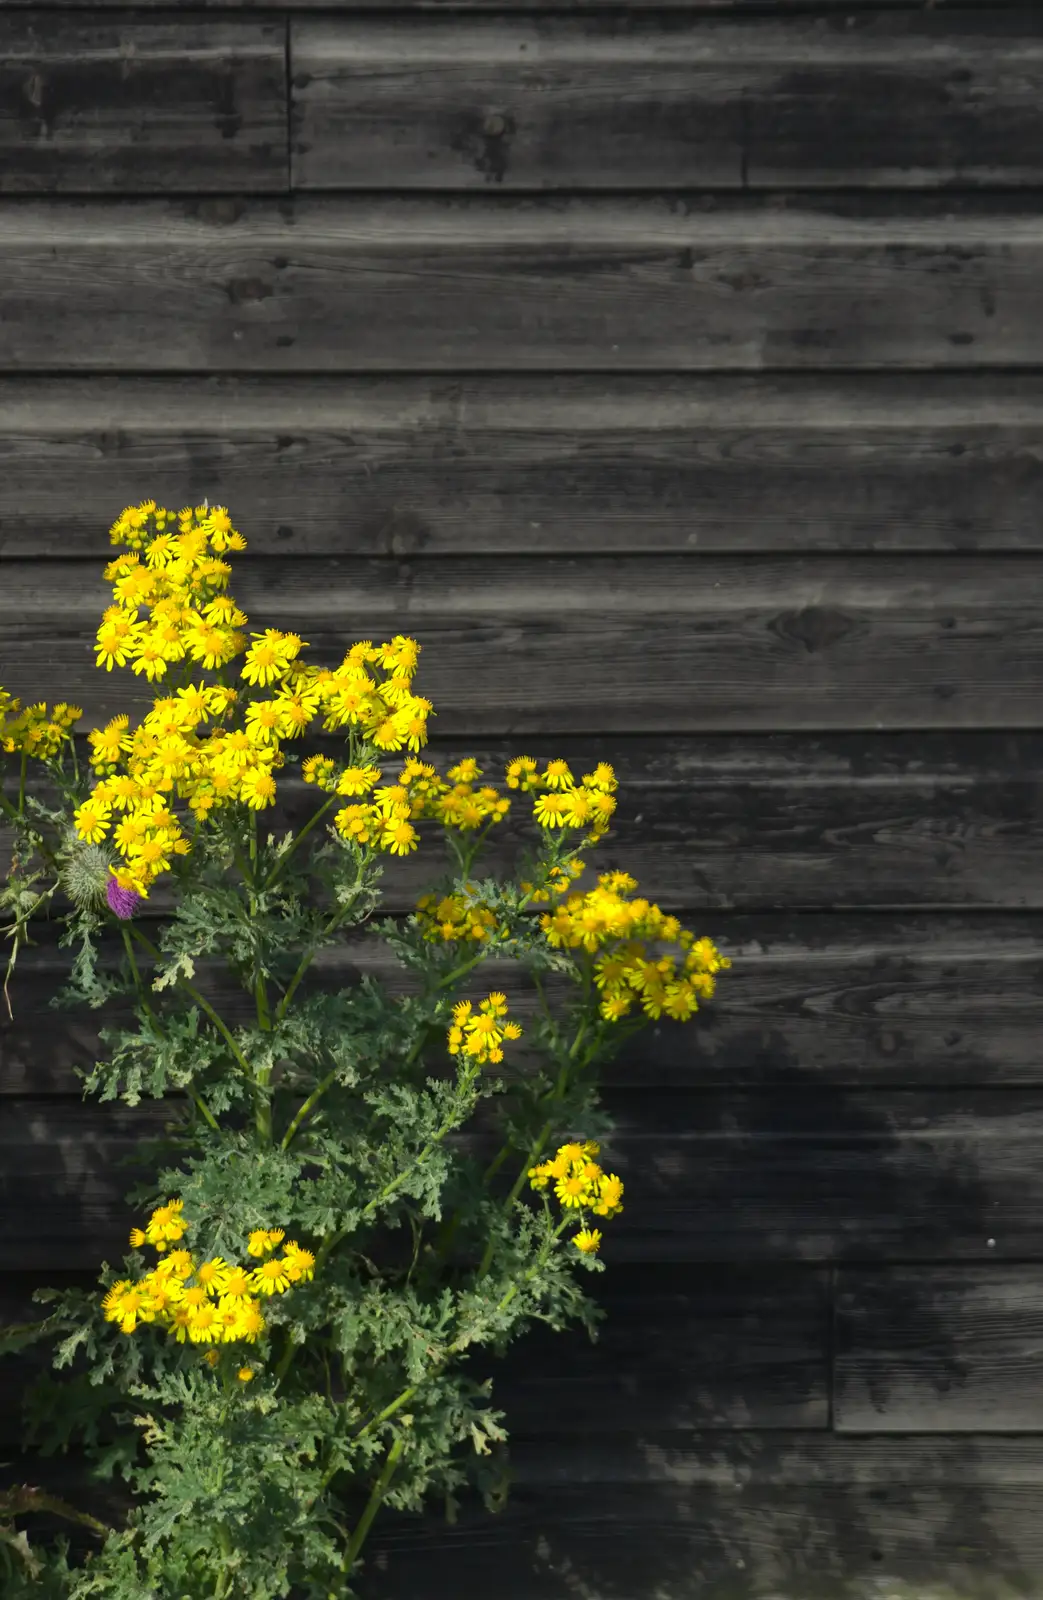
415, 881, 503, 945
63, 501, 437, 896
447, 991, 522, 1066
0, 692, 82, 758
528, 1140, 625, 1255
101, 1200, 315, 1353
507, 757, 618, 840
535, 871, 731, 1023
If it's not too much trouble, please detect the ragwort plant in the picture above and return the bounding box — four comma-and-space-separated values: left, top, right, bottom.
0, 501, 730, 1598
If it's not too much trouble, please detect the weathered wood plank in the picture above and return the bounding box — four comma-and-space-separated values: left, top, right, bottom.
5, 373, 1043, 557
489, 1264, 828, 1433
9, 1436, 1043, 1600
6, 913, 1043, 1097
0, 1100, 182, 1269
1, 197, 1042, 371
0, 0, 1030, 10
835, 1267, 1043, 1433
0, 18, 287, 193
0, 1265, 828, 1447
7, 1436, 1043, 1599
4, 554, 1043, 732
9, 725, 1043, 908
9, 1091, 1043, 1267
292, 14, 1043, 191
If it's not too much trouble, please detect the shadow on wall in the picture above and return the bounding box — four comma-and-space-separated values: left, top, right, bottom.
357, 1009, 1042, 1600
2, 938, 1042, 1596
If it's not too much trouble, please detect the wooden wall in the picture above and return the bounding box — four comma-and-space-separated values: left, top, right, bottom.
3, 1, 1043, 1594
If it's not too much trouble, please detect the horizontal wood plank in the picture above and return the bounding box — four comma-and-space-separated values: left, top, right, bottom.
5, 373, 1043, 556
5, 554, 1043, 732
9, 1091, 1043, 1266
6, 1436, 1043, 1600
10, 729, 1043, 911
0, 0, 1030, 9
1, 197, 1042, 371
0, 1265, 828, 1446
835, 1266, 1043, 1433
5, 912, 1043, 1096
0, 18, 287, 193
292, 14, 1043, 191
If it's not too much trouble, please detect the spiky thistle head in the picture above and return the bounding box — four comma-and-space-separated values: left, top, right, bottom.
59, 833, 113, 912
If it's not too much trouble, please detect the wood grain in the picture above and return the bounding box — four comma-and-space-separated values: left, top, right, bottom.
0, 1265, 829, 1446
10, 1090, 1043, 1267
292, 14, 1043, 190
5, 912, 1043, 1097
1, 196, 1042, 371
4, 373, 1043, 556
835, 1267, 1043, 1433
10, 728, 1043, 911
0, 18, 287, 193
5, 554, 1043, 732
8, 1436, 1043, 1600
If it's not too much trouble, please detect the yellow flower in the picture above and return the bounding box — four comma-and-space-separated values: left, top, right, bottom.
573, 1229, 602, 1254
241, 629, 303, 687
533, 793, 568, 829
219, 1266, 254, 1301
232, 1299, 267, 1342
74, 796, 112, 844
128, 1227, 146, 1248
379, 818, 418, 856
541, 760, 574, 791
282, 1243, 316, 1284
592, 1173, 624, 1218
89, 715, 130, 768
237, 1367, 255, 1383
195, 1257, 232, 1295
247, 1228, 284, 1258
336, 764, 382, 796
187, 1304, 221, 1344
251, 1256, 292, 1296
239, 765, 278, 809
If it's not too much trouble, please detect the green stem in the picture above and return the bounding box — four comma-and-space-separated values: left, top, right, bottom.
263, 794, 336, 891
352, 1217, 569, 1447
127, 926, 253, 1079
213, 1525, 235, 1599
342, 1435, 406, 1575
273, 895, 358, 1028
278, 1064, 481, 1386
122, 926, 220, 1132
17, 751, 26, 816
280, 1067, 339, 1152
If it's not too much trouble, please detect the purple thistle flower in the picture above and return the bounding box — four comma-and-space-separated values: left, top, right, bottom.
106, 877, 142, 920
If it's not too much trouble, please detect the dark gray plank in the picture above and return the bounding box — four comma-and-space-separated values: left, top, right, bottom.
835, 1267, 1043, 1433
5, 553, 1043, 731
6, 372, 1043, 557
6, 1436, 1043, 1600
10, 1091, 1043, 1266
292, 14, 1043, 191
0, 17, 287, 193
1, 196, 1042, 371
0, 1265, 828, 1446
6, 912, 1043, 1097
0, 0, 1028, 9
10, 730, 1043, 911
0, 1100, 182, 1269
489, 1264, 828, 1432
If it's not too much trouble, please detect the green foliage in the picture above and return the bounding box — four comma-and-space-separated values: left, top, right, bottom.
1, 716, 723, 1600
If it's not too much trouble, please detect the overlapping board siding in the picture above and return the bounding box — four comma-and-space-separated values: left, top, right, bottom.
1, 5, 1042, 1595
